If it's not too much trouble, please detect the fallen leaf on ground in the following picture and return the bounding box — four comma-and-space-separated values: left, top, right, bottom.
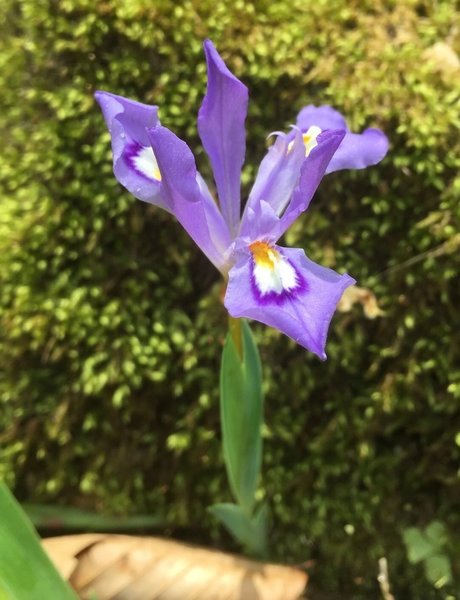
43, 534, 307, 600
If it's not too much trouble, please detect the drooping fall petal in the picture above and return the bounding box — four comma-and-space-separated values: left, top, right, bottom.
94, 91, 167, 209
278, 129, 345, 236
225, 244, 355, 359
240, 130, 345, 241
147, 125, 231, 272
296, 105, 389, 174
244, 128, 306, 219
324, 128, 389, 173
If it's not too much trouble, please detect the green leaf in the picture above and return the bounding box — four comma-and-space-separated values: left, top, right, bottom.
209, 502, 268, 558
0, 482, 77, 599
424, 554, 452, 588
220, 319, 263, 514
252, 502, 269, 556
23, 503, 165, 532
403, 527, 435, 563
424, 520, 448, 548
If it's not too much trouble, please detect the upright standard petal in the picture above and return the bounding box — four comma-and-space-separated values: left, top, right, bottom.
243, 128, 306, 221
239, 129, 345, 242
225, 244, 355, 359
278, 129, 345, 236
95, 91, 168, 209
147, 125, 231, 272
296, 105, 389, 174
197, 40, 249, 236
238, 199, 283, 244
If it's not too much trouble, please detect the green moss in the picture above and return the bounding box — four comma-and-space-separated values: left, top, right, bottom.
1, 0, 459, 597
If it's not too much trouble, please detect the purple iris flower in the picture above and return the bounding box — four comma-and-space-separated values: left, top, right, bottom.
95, 40, 388, 359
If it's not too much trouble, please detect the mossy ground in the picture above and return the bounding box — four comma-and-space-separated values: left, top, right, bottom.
1, 1, 459, 598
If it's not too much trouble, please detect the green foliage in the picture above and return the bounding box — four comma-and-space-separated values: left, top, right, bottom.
404, 522, 453, 589
213, 318, 265, 556
209, 502, 268, 559
0, 0, 459, 598
219, 319, 263, 515
24, 503, 164, 532
0, 483, 77, 599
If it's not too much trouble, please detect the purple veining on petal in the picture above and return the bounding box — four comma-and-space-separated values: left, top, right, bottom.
96, 47, 381, 357
123, 141, 161, 183
249, 245, 308, 306
225, 245, 356, 359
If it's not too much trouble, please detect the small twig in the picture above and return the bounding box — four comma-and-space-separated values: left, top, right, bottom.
374, 234, 460, 281
377, 557, 395, 600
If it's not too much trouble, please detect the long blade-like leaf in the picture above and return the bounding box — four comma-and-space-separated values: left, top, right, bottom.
0, 482, 77, 599
23, 503, 164, 532
209, 502, 268, 557
220, 319, 263, 514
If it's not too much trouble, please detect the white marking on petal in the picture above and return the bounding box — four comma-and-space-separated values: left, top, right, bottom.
250, 241, 299, 296
302, 125, 322, 156
287, 125, 322, 156
277, 258, 298, 289
133, 146, 162, 181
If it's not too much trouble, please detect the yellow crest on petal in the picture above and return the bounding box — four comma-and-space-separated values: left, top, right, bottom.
249, 241, 279, 269
249, 241, 300, 297
287, 125, 322, 157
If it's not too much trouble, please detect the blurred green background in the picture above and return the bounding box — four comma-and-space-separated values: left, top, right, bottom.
1, 0, 459, 598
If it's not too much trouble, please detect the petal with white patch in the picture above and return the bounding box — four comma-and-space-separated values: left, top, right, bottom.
249, 241, 306, 304
147, 124, 232, 273
295, 105, 389, 173
287, 125, 322, 156
301, 125, 322, 156
125, 143, 162, 182
95, 90, 167, 208
224, 244, 356, 359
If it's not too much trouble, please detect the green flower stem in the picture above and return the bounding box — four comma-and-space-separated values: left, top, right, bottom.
228, 315, 243, 360
212, 318, 267, 557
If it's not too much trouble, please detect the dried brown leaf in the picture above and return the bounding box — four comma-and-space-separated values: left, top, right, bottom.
337, 286, 384, 319
43, 534, 307, 600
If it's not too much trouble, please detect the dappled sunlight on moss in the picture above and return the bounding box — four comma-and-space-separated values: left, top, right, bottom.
0, 0, 459, 598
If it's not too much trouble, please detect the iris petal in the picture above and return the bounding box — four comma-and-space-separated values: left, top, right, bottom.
296, 105, 389, 173
225, 245, 355, 360
147, 125, 231, 272
95, 91, 168, 209
297, 105, 347, 131
197, 40, 249, 236
243, 128, 305, 221
324, 129, 389, 174
278, 130, 345, 236
239, 130, 345, 242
